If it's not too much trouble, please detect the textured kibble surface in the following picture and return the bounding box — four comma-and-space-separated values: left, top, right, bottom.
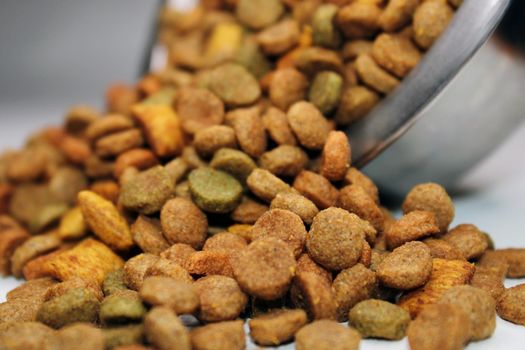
249, 309, 308, 346
295, 320, 361, 350
188, 168, 243, 214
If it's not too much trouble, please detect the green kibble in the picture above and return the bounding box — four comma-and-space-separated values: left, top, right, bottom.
103, 269, 128, 296
308, 71, 344, 115
188, 168, 243, 214
210, 148, 257, 185
209, 63, 261, 107
99, 290, 147, 325
235, 38, 272, 80
312, 4, 342, 49
103, 325, 145, 350
36, 288, 100, 329
348, 299, 411, 340
119, 166, 175, 215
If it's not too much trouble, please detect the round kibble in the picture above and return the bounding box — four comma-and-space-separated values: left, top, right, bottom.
442, 224, 488, 260
295, 320, 361, 350
210, 148, 257, 185
257, 19, 300, 56
335, 2, 381, 39
309, 71, 344, 115
144, 307, 191, 350
270, 192, 319, 225
174, 87, 225, 135
497, 284, 525, 326
287, 101, 330, 150
269, 68, 308, 112
209, 63, 261, 107
336, 86, 379, 125
191, 320, 246, 350
320, 131, 351, 181
247, 168, 297, 203
385, 210, 440, 249
261, 107, 297, 146
249, 309, 308, 346
202, 232, 247, 255
188, 168, 243, 214
413, 0, 454, 49
236, 0, 284, 30
228, 106, 267, 158
161, 198, 208, 249
123, 253, 161, 291
140, 276, 199, 315
293, 170, 339, 209
193, 126, 237, 158
372, 33, 421, 78
259, 145, 308, 177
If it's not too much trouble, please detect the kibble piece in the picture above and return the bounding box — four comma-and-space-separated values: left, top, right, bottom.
309, 71, 344, 115
257, 19, 300, 56
423, 238, 464, 260
131, 215, 170, 255
442, 224, 488, 260
160, 243, 196, 269
144, 307, 191, 350
332, 264, 377, 321
203, 232, 247, 255
140, 276, 199, 314
377, 242, 433, 290
194, 126, 237, 158
100, 290, 147, 325
497, 284, 525, 325
144, 257, 193, 284
320, 131, 350, 181
132, 104, 184, 158
270, 192, 319, 225
439, 285, 495, 340
186, 251, 234, 278
287, 101, 330, 150
342, 40, 373, 60
335, 2, 381, 39
191, 320, 245, 350
291, 272, 336, 320
58, 207, 88, 241
231, 197, 269, 224
6, 277, 57, 301
49, 166, 88, 205
295, 320, 361, 350
413, 0, 454, 49
188, 168, 243, 213
262, 107, 297, 146
407, 303, 470, 350
173, 87, 225, 135
51, 323, 105, 350
269, 68, 308, 112
251, 209, 306, 258
103, 325, 145, 350
22, 245, 73, 280
398, 258, 475, 318
336, 85, 379, 125
385, 210, 440, 249
372, 33, 422, 78
42, 238, 124, 285
95, 129, 144, 158
306, 208, 369, 271
103, 269, 128, 296
120, 166, 175, 215
232, 237, 296, 300
210, 148, 257, 185
379, 0, 420, 32
0, 222, 30, 275
209, 63, 261, 107
44, 277, 104, 302
37, 288, 100, 329
236, 0, 283, 30
355, 54, 400, 94
0, 322, 55, 350
193, 275, 248, 322
259, 145, 308, 177
471, 260, 508, 300
6, 148, 47, 182
114, 148, 158, 179
249, 309, 308, 346
293, 170, 339, 209
86, 114, 134, 141
10, 231, 61, 277
479, 248, 525, 278
312, 4, 342, 49
348, 299, 410, 340
343, 168, 379, 202
235, 36, 272, 80
228, 106, 267, 158
161, 198, 208, 249
165, 158, 189, 184
124, 254, 160, 291
247, 168, 297, 203
338, 184, 384, 232
0, 297, 43, 323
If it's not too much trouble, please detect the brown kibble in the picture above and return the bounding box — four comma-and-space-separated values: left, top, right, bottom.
132, 104, 185, 158
228, 106, 267, 158
231, 197, 269, 224
343, 167, 379, 204
0, 184, 12, 214
49, 166, 88, 205
287, 101, 330, 150
439, 285, 496, 340
232, 237, 296, 300
140, 276, 199, 314
379, 0, 420, 32
10, 231, 61, 277
90, 180, 120, 203
186, 251, 234, 277
259, 145, 308, 177
270, 68, 308, 113
42, 238, 124, 285
191, 320, 246, 350
209, 63, 261, 107
407, 303, 471, 350
203, 232, 247, 255
342, 40, 373, 60
497, 284, 525, 326
249, 309, 308, 346
194, 125, 237, 158
247, 168, 297, 203
336, 85, 379, 125
78, 190, 134, 251
161, 198, 208, 249
295, 47, 344, 77
114, 148, 158, 179
0, 297, 43, 323
0, 222, 30, 275
144, 307, 191, 350
441, 224, 488, 260
296, 253, 332, 285
7, 148, 47, 182
144, 257, 193, 284
160, 243, 195, 270
174, 87, 225, 135
85, 155, 115, 179
335, 2, 381, 39
52, 323, 105, 350
413, 0, 454, 49
0, 322, 55, 349
22, 244, 73, 280
372, 33, 422, 78
236, 0, 284, 30
398, 258, 475, 318
44, 276, 104, 302
338, 184, 384, 233
479, 248, 525, 278
377, 241, 433, 290
124, 253, 160, 291
95, 128, 144, 158
423, 238, 464, 260
332, 264, 376, 321
64, 105, 99, 135
106, 83, 139, 115
291, 272, 336, 320
270, 192, 319, 225
293, 170, 339, 209
295, 319, 361, 350
131, 215, 170, 255
355, 54, 400, 94
257, 19, 301, 56
262, 107, 297, 146
385, 210, 440, 249
86, 114, 135, 141
194, 275, 248, 322
6, 277, 57, 301
471, 259, 508, 300
320, 131, 350, 181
